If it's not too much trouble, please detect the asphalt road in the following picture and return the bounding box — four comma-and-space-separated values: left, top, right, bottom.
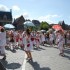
0, 45, 70, 70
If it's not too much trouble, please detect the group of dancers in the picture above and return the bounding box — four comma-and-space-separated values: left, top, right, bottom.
0, 27, 70, 60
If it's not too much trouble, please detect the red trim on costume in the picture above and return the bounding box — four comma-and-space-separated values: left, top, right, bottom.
27, 43, 30, 47
31, 38, 34, 41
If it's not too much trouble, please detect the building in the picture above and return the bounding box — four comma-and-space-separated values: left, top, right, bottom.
0, 10, 12, 26
13, 15, 25, 30
32, 20, 40, 27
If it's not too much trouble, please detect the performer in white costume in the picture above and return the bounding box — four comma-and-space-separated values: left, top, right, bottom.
56, 30, 64, 56
41, 32, 45, 46
22, 31, 26, 48
24, 29, 33, 61
35, 32, 40, 48
49, 32, 54, 47
66, 31, 70, 47
0, 28, 6, 60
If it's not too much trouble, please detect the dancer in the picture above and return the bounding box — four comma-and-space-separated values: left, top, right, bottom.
0, 28, 6, 60
56, 30, 64, 56
24, 29, 33, 61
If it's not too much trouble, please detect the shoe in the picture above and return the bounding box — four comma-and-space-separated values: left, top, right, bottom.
59, 53, 64, 57
29, 58, 33, 61
26, 57, 29, 60
61, 54, 64, 57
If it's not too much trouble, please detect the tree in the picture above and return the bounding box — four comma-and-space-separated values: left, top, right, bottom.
58, 20, 70, 30
40, 21, 50, 30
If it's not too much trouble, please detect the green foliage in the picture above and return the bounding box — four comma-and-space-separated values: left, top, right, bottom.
40, 21, 50, 30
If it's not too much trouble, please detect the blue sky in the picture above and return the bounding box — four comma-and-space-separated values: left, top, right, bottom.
0, 0, 70, 25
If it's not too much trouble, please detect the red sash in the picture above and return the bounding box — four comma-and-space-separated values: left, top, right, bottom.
20, 38, 22, 41
31, 38, 34, 41
27, 43, 30, 47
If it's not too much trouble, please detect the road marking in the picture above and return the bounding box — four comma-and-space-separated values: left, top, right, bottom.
22, 53, 27, 70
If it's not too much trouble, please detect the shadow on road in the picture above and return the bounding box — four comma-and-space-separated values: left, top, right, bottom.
44, 44, 56, 48
0, 60, 21, 69
63, 48, 70, 60
28, 60, 51, 70
34, 47, 45, 51
64, 48, 70, 54
6, 63, 21, 69
0, 61, 6, 70
10, 49, 16, 53
63, 54, 70, 60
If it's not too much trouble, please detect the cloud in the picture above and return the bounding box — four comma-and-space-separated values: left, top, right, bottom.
37, 14, 60, 23
13, 14, 21, 19
13, 13, 60, 24
23, 12, 29, 18
12, 5, 20, 11
13, 12, 29, 19
0, 4, 9, 11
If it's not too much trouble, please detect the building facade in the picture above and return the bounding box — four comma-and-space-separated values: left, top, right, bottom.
0, 10, 12, 26
13, 15, 25, 30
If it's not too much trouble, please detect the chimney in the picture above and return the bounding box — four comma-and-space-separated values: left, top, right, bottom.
10, 9, 12, 13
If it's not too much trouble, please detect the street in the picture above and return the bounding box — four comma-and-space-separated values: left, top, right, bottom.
0, 45, 70, 70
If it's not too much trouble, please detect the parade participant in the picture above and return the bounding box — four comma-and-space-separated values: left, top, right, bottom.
66, 31, 70, 47
24, 29, 33, 61
0, 28, 6, 60
18, 30, 23, 48
45, 32, 49, 44
49, 31, 54, 47
22, 31, 26, 48
56, 30, 64, 56
35, 31, 40, 48
9, 30, 15, 50
13, 30, 19, 48
40, 32, 45, 46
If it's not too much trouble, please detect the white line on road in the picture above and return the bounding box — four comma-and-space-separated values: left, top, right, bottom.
22, 53, 27, 70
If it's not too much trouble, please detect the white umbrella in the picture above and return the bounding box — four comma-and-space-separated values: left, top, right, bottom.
24, 21, 35, 26
41, 30, 46, 32
4, 24, 15, 29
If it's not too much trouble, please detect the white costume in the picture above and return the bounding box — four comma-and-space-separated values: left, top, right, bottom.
24, 35, 33, 51
31, 32, 36, 46
49, 33, 54, 42
66, 33, 70, 44
35, 33, 40, 47
22, 32, 26, 46
18, 33, 23, 46
49, 33, 54, 46
57, 34, 64, 53
0, 32, 6, 54
41, 34, 45, 42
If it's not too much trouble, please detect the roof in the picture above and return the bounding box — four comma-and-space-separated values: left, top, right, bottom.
32, 20, 40, 26
13, 15, 25, 25
0, 11, 12, 21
